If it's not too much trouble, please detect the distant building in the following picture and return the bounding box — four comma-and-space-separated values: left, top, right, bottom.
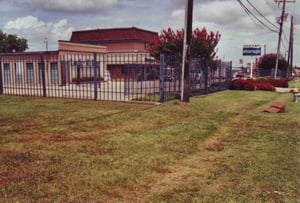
69, 27, 158, 78
0, 27, 158, 85
232, 66, 246, 78
0, 42, 107, 86
70, 27, 158, 52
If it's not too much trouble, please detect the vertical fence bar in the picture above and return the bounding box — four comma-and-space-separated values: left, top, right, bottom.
124, 65, 127, 99
218, 60, 222, 91
204, 59, 208, 94
159, 54, 165, 103
0, 57, 3, 95
40, 54, 47, 97
93, 53, 98, 100
229, 61, 233, 81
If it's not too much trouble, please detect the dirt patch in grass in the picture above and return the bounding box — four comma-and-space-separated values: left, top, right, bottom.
151, 165, 172, 174
0, 149, 58, 187
206, 142, 224, 152
0, 171, 34, 187
12, 133, 98, 144
0, 150, 34, 166
42, 133, 96, 142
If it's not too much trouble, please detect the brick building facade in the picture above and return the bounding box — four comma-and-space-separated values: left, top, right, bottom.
0, 27, 158, 85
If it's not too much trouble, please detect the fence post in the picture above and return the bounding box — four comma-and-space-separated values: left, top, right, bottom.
159, 54, 165, 103
218, 60, 222, 91
204, 59, 208, 94
41, 54, 47, 97
93, 53, 98, 101
76, 63, 81, 85
229, 61, 233, 81
0, 57, 3, 95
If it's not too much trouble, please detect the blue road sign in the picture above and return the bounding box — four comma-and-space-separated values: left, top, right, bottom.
243, 47, 261, 56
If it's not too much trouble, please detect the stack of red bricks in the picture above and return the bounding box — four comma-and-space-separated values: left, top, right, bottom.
264, 102, 285, 113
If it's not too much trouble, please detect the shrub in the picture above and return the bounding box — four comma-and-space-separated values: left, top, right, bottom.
266, 78, 288, 88
255, 77, 288, 87
230, 79, 275, 91
255, 82, 276, 91
230, 79, 255, 91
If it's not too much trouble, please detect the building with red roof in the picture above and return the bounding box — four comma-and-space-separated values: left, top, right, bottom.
70, 27, 158, 52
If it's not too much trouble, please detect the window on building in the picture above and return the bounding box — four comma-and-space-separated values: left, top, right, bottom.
4, 63, 10, 84
26, 63, 34, 84
50, 62, 58, 84
15, 62, 23, 84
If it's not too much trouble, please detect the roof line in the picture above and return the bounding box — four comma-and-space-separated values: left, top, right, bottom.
0, 51, 58, 56
72, 26, 158, 35
73, 38, 149, 44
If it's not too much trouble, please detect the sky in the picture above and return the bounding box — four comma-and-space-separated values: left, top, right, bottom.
0, 0, 299, 67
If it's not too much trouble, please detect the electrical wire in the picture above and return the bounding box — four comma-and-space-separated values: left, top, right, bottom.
245, 0, 279, 30
281, 39, 288, 51
238, 2, 266, 30
237, 0, 278, 33
282, 30, 290, 44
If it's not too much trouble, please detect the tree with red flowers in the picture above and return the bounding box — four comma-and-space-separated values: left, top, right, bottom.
148, 27, 221, 60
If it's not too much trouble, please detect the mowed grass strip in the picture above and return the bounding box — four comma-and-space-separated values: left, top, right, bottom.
0, 90, 299, 202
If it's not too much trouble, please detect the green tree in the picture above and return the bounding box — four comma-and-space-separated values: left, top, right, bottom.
0, 30, 28, 52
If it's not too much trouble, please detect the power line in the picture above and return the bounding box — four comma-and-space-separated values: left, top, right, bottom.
238, 2, 265, 30
282, 30, 290, 44
281, 39, 288, 51
237, 0, 278, 33
245, 0, 279, 30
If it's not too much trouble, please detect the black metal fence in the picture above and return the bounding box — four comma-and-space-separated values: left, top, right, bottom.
0, 51, 232, 103
258, 68, 287, 78
160, 55, 232, 101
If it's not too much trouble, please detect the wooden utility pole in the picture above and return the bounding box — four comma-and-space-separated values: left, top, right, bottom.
181, 0, 193, 102
274, 0, 295, 79
274, 0, 286, 79
287, 16, 294, 77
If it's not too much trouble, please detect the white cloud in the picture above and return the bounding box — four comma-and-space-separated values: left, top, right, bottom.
194, 1, 267, 31
5, 16, 46, 30
172, 9, 184, 18
166, 0, 294, 65
168, 0, 281, 33
28, 0, 118, 13
4, 16, 74, 51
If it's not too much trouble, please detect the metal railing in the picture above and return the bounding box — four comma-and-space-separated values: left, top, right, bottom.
161, 55, 232, 101
0, 51, 232, 103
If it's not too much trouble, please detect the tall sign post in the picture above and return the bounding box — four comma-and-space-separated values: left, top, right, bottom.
181, 0, 193, 102
243, 45, 261, 78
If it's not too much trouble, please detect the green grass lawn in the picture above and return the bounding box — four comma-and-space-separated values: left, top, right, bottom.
0, 90, 299, 202
289, 78, 300, 88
